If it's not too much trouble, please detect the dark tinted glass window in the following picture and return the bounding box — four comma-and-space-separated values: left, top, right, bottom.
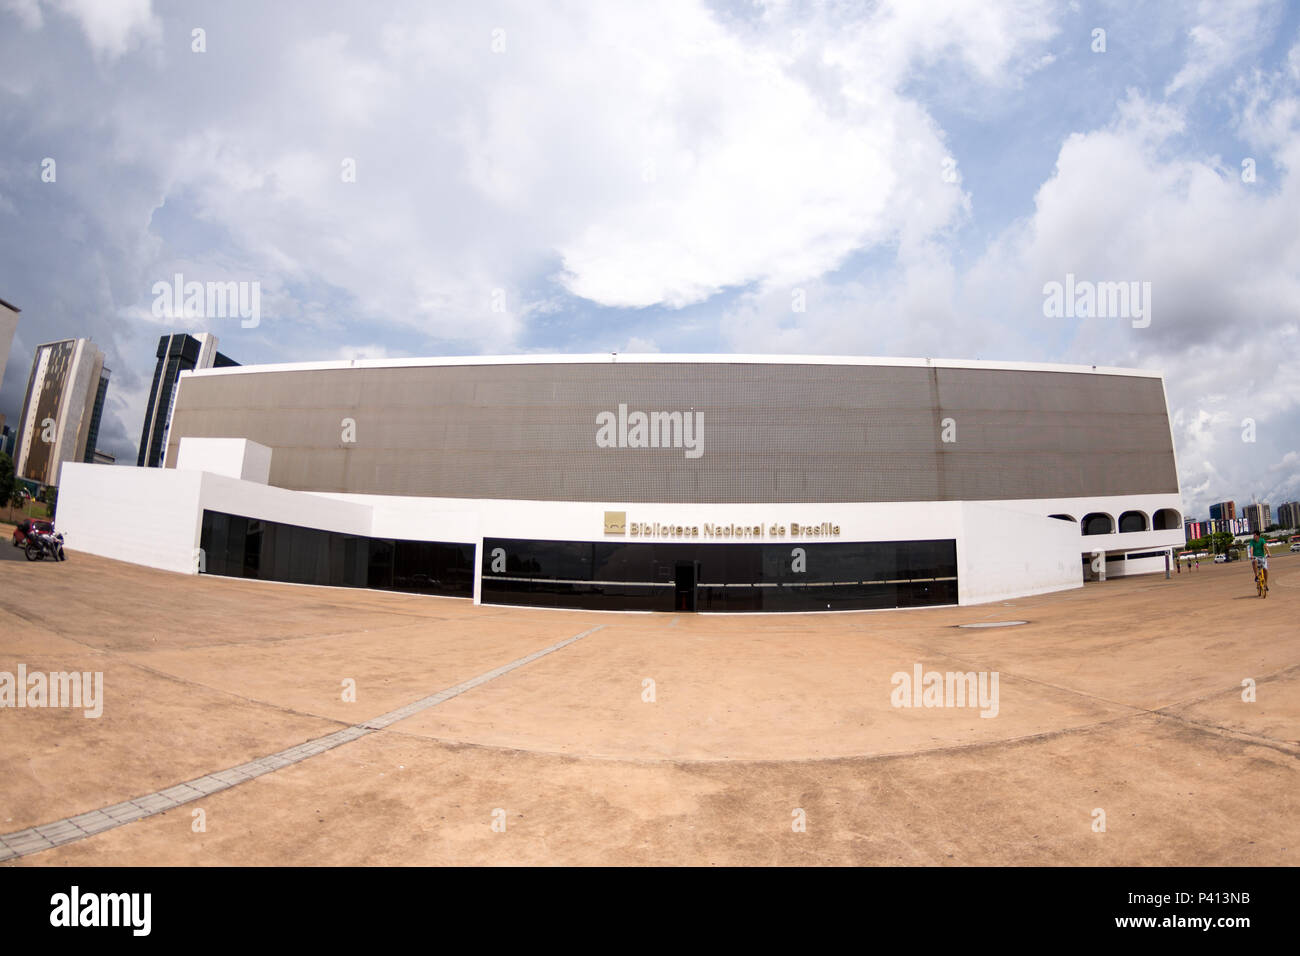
197, 510, 471, 598
1082, 513, 1113, 535
1118, 511, 1147, 533
482, 537, 957, 612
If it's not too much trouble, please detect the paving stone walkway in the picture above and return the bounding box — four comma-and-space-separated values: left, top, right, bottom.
0, 624, 605, 862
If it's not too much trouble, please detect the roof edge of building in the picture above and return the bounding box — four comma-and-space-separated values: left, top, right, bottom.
181, 353, 1165, 379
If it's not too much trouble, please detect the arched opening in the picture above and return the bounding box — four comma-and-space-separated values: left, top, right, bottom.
1082, 513, 1114, 536
1119, 510, 1148, 533
1049, 514, 1076, 523
1152, 508, 1181, 531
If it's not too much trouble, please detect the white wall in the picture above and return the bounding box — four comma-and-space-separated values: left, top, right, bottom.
59, 463, 204, 574
198, 472, 373, 536
58, 463, 373, 575
177, 437, 272, 483
1110, 554, 1170, 578
56, 462, 1183, 608
958, 502, 1082, 603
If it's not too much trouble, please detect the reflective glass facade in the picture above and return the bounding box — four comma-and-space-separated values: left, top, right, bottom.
481, 537, 958, 612
199, 509, 474, 597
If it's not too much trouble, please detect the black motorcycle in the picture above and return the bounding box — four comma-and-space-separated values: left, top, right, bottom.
25, 530, 66, 562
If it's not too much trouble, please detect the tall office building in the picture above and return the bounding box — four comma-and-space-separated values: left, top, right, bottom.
1242, 502, 1272, 533
0, 297, 19, 395
137, 333, 238, 467
84, 366, 110, 463
1276, 501, 1300, 530
14, 338, 110, 486
1208, 500, 1236, 521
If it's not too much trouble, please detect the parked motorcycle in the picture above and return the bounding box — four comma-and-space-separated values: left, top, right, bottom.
25, 530, 66, 562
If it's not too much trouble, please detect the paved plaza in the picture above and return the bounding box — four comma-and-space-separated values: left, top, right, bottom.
2, 536, 1296, 865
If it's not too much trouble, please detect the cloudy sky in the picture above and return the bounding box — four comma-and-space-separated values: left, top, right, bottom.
1, 0, 1297, 518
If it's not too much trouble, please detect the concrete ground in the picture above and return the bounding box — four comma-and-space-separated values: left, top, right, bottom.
0, 532, 1296, 866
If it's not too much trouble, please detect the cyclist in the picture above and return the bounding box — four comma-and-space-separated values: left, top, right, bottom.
1248, 532, 1269, 593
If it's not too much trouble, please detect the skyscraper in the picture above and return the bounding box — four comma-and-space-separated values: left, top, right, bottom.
0, 296, 19, 395
1242, 502, 1272, 533
14, 338, 110, 486
137, 333, 238, 467
83, 365, 110, 463
1208, 500, 1236, 521
1276, 501, 1300, 530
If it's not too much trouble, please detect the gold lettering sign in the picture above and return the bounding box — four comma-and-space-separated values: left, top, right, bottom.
614, 516, 841, 538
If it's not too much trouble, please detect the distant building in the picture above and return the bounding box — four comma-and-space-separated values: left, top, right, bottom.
0, 422, 14, 457
1184, 516, 1248, 541
1242, 503, 1272, 533
1208, 500, 1236, 521
92, 449, 115, 465
1276, 501, 1300, 530
84, 366, 110, 463
13, 339, 110, 486
137, 333, 238, 468
0, 297, 19, 395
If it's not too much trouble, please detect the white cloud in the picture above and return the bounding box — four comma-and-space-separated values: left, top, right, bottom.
719, 75, 1300, 517
3, 0, 1296, 503
3, 0, 43, 29
335, 343, 401, 361
1165, 0, 1283, 96
9, 0, 1058, 350
539, 0, 1057, 308
49, 0, 159, 59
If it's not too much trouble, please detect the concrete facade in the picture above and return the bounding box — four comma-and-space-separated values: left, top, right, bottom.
162, 355, 1180, 504
56, 354, 1186, 611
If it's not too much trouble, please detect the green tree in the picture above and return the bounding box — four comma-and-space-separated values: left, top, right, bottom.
0, 452, 16, 512
1210, 531, 1234, 554
46, 485, 58, 521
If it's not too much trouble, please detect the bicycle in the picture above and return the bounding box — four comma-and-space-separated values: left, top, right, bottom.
1254, 559, 1268, 598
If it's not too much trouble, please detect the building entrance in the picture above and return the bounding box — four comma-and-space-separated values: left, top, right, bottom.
674, 561, 698, 611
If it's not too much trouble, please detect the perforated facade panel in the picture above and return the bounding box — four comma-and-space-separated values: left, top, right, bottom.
165, 361, 1177, 503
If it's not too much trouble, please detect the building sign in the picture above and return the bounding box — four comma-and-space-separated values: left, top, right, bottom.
605, 512, 839, 539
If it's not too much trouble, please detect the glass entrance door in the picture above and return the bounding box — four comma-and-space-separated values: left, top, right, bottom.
674, 561, 697, 611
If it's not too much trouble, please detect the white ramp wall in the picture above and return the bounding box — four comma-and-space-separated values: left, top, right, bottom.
958, 503, 1082, 604
177, 437, 272, 484
57, 463, 376, 576
59, 463, 205, 574
59, 464, 1117, 607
